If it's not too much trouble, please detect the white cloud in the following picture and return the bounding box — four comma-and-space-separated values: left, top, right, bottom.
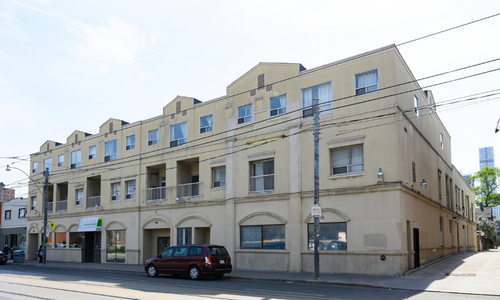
69, 16, 151, 72
0, 10, 29, 40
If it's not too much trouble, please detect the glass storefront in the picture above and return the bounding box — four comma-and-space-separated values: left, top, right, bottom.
106, 230, 126, 263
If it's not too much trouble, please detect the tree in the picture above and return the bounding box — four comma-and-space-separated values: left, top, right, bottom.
468, 166, 500, 207
476, 217, 496, 239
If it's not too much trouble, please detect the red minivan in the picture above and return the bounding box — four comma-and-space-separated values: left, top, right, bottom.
145, 244, 232, 280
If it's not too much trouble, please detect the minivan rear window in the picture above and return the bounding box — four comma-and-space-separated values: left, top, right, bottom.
208, 246, 228, 256
188, 246, 204, 256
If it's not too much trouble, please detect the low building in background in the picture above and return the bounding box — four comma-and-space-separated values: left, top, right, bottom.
0, 198, 27, 251
26, 45, 476, 275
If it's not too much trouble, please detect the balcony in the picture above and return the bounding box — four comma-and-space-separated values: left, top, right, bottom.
177, 183, 199, 198
47, 202, 53, 213
87, 196, 101, 209
56, 200, 67, 212
147, 187, 166, 201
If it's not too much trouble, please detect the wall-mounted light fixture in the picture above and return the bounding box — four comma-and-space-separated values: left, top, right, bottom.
377, 168, 384, 183
94, 204, 103, 211
418, 179, 427, 188
176, 195, 180, 201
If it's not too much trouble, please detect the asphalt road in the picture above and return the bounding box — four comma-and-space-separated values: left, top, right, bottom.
0, 264, 496, 300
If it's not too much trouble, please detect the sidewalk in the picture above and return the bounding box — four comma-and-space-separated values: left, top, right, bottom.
15, 249, 500, 296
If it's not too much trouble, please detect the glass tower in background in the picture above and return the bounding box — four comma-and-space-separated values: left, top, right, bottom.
479, 146, 499, 219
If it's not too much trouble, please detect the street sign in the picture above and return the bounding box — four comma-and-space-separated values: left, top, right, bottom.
45, 227, 50, 237
311, 205, 321, 217
48, 222, 56, 229
320, 215, 326, 222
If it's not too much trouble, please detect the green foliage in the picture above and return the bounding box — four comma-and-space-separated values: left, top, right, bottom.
477, 217, 497, 239
469, 166, 500, 207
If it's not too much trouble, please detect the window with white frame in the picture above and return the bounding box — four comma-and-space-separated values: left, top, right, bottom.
43, 158, 52, 174
58, 154, 64, 167
19, 208, 27, 218
5, 210, 11, 219
270, 95, 287, 117
200, 115, 213, 134
125, 180, 136, 200
126, 135, 135, 150
71, 150, 81, 169
148, 129, 158, 146
237, 104, 252, 124
439, 217, 444, 247
440, 133, 444, 149
32, 161, 38, 173
111, 183, 120, 201
75, 189, 83, 206
30, 196, 37, 211
104, 140, 117, 162
302, 82, 332, 118
331, 145, 363, 175
355, 70, 378, 96
170, 122, 187, 147
250, 160, 274, 192
414, 95, 419, 117
212, 167, 226, 188
89, 145, 96, 160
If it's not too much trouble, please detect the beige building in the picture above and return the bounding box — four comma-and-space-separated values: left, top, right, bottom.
26, 45, 476, 275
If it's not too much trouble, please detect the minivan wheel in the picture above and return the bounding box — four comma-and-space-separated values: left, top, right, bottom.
189, 266, 200, 280
213, 273, 224, 279
147, 264, 158, 277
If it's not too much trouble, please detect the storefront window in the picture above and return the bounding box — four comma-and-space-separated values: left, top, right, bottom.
240, 225, 285, 249
307, 222, 347, 251
45, 232, 52, 247
55, 232, 66, 248
70, 232, 83, 248
106, 230, 126, 263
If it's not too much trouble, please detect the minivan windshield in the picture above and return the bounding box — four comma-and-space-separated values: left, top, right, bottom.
208, 246, 228, 256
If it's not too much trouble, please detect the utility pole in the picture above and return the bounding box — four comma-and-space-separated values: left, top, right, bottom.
313, 97, 320, 280
43, 168, 49, 265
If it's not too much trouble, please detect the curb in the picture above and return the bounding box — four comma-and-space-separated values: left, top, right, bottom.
403, 251, 464, 276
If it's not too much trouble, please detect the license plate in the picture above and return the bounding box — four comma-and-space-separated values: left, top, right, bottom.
220, 260, 225, 264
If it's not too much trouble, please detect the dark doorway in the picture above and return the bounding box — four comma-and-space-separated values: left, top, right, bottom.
157, 237, 170, 254
82, 232, 94, 263
413, 228, 420, 268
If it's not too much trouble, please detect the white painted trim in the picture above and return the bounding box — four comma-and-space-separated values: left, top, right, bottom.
247, 150, 275, 161
327, 135, 365, 149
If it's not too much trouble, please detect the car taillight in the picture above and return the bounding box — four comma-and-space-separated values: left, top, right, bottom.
229, 256, 231, 262
205, 257, 212, 265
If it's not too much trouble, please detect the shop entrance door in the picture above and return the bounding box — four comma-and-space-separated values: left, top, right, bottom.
157, 237, 170, 254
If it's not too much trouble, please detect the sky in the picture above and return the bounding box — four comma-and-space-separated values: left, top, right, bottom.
1, 0, 500, 197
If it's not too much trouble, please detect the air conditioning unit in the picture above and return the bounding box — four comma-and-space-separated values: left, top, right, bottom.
71, 164, 77, 169
126, 145, 134, 150
32, 169, 36, 173
89, 155, 94, 160
148, 140, 157, 146
111, 195, 118, 201
126, 194, 133, 200
104, 155, 111, 162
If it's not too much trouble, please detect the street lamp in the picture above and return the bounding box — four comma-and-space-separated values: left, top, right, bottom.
6, 165, 49, 265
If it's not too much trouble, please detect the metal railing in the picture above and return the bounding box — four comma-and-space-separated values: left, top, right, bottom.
56, 200, 67, 212
177, 183, 199, 198
147, 187, 166, 201
87, 196, 101, 209
47, 202, 53, 213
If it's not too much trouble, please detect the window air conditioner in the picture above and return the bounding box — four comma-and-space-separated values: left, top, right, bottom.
104, 155, 111, 162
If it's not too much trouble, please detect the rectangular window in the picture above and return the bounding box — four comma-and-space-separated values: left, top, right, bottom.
213, 167, 226, 188
307, 223, 347, 250
126, 135, 135, 150
5, 210, 11, 219
177, 228, 192, 245
331, 145, 363, 175
440, 133, 444, 149
302, 82, 332, 118
250, 160, 274, 192
449, 220, 453, 246
125, 181, 136, 200
32, 161, 38, 173
170, 122, 187, 147
89, 146, 96, 160
412, 162, 416, 182
43, 158, 52, 174
439, 217, 444, 247
414, 95, 419, 117
19, 208, 27, 218
104, 140, 117, 162
237, 104, 253, 124
200, 115, 213, 134
75, 189, 83, 206
55, 233, 66, 247
30, 196, 37, 211
355, 70, 378, 96
58, 154, 64, 167
71, 150, 81, 169
438, 170, 442, 199
106, 230, 126, 263
148, 129, 158, 146
111, 183, 120, 202
240, 225, 285, 249
270, 95, 287, 117
70, 232, 83, 248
